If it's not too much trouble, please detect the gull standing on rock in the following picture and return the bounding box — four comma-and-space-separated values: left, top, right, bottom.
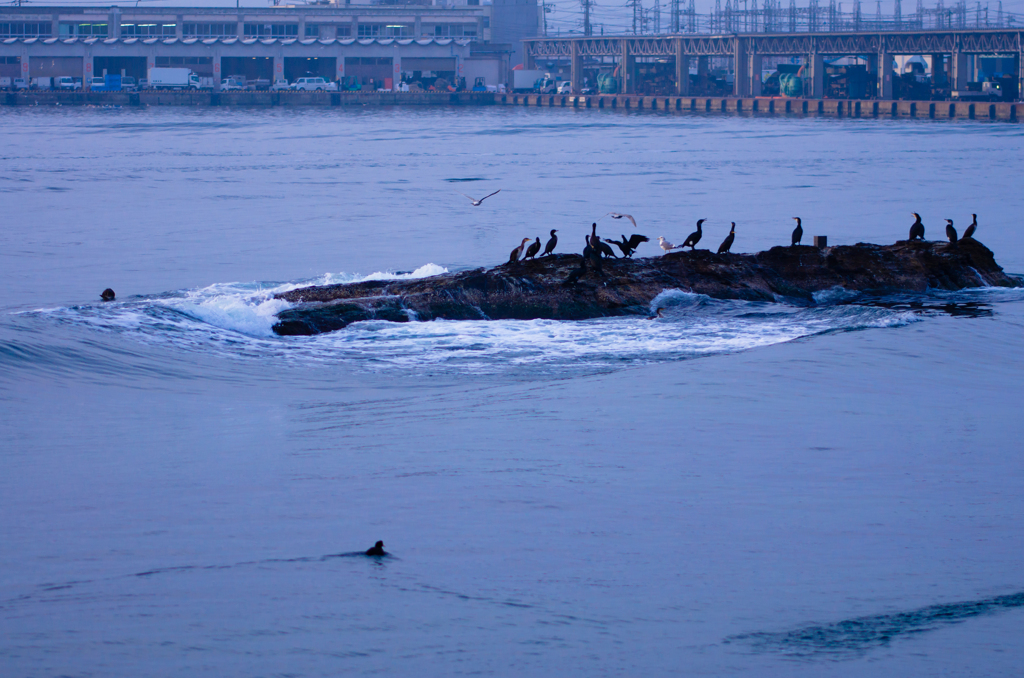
459, 189, 501, 206
657, 236, 681, 252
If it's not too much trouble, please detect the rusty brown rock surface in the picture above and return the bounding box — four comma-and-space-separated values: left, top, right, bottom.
272, 239, 1021, 336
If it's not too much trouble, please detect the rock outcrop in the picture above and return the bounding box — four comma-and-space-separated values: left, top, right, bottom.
272, 239, 1020, 336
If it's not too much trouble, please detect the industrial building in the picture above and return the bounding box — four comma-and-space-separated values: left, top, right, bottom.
0, 1, 541, 90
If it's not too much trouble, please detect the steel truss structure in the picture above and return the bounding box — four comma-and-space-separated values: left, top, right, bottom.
526, 28, 1023, 58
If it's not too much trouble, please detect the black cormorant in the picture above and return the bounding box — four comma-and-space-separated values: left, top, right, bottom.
962, 214, 977, 240
791, 217, 803, 246
542, 229, 558, 256
682, 219, 705, 250
605, 237, 633, 258
508, 237, 530, 264
523, 237, 541, 260
100, 288, 116, 301
909, 213, 925, 240
718, 223, 736, 254
945, 219, 958, 243
625, 234, 649, 250
365, 541, 387, 556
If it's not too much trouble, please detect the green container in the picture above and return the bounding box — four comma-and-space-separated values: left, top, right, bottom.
597, 73, 618, 94
779, 73, 803, 97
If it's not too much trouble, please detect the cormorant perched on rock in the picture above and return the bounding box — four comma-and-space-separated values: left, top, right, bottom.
584, 236, 604, 273
791, 217, 803, 246
625, 234, 650, 251
365, 541, 387, 556
682, 219, 705, 250
945, 219, 958, 244
100, 288, 116, 301
590, 224, 617, 258
541, 229, 558, 256
909, 213, 925, 240
508, 237, 530, 264
564, 236, 603, 284
523, 237, 541, 261
962, 214, 978, 240
718, 223, 736, 254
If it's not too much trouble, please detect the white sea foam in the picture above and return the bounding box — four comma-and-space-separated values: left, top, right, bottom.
20, 272, 935, 374
812, 286, 860, 305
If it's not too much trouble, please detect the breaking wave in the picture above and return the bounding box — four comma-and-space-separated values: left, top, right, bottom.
9, 269, 1023, 377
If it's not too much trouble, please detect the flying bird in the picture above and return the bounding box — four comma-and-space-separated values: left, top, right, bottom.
604, 212, 638, 228
459, 189, 501, 206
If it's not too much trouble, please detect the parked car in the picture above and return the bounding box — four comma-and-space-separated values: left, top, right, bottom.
89, 76, 107, 90
290, 76, 337, 92
557, 81, 573, 94
56, 76, 81, 91
13, 78, 28, 90
270, 79, 290, 91
220, 77, 244, 91
120, 76, 137, 92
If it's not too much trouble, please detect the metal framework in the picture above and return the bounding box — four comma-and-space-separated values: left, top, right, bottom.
526, 28, 1023, 58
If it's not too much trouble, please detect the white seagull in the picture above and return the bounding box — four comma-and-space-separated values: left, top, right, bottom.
657, 236, 681, 252
459, 189, 501, 206
603, 212, 638, 228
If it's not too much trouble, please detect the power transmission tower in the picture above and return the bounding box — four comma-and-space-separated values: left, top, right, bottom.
894, 0, 902, 26
671, 0, 680, 32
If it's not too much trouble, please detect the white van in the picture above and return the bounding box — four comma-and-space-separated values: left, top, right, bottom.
290, 77, 337, 92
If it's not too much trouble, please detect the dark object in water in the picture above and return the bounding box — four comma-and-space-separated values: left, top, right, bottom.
365, 541, 387, 556
101, 288, 116, 301
271, 239, 1021, 336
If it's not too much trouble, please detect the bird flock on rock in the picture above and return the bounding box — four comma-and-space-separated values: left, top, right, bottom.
457, 190, 983, 272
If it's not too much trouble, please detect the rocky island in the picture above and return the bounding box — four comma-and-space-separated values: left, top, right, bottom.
272, 240, 1021, 336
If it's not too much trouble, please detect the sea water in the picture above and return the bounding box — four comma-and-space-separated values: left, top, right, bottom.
1, 106, 1023, 676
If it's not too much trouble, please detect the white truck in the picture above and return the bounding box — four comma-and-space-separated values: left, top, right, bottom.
56, 76, 81, 91
512, 69, 545, 92
148, 67, 202, 90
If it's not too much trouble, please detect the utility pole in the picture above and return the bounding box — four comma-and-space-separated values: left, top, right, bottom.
631, 0, 643, 34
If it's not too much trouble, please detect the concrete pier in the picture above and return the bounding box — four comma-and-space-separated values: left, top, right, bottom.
497, 93, 1022, 122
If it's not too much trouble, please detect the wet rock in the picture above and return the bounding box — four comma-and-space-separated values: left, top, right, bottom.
272, 240, 1021, 336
